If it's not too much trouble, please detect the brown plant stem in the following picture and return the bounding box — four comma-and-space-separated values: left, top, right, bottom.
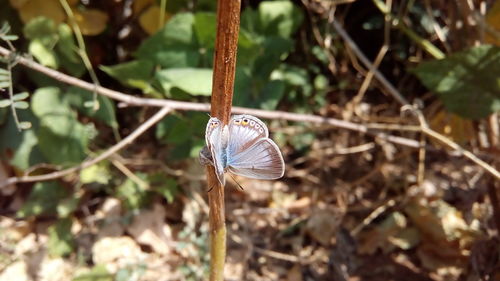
208, 0, 241, 279
0, 46, 420, 148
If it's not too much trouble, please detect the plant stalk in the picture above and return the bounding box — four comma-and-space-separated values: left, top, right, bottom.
208, 0, 241, 280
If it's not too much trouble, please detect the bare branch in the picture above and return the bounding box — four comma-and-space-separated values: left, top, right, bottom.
0, 106, 171, 188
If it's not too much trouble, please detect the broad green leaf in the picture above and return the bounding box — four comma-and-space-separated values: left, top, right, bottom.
48, 218, 74, 257
23, 16, 58, 45
136, 13, 200, 68
32, 87, 75, 134
57, 197, 79, 217
258, 1, 303, 38
100, 60, 154, 90
24, 17, 59, 68
29, 39, 58, 68
80, 162, 111, 184
0, 109, 45, 170
271, 64, 309, 86
259, 80, 285, 110
18, 181, 68, 217
65, 87, 119, 129
116, 174, 150, 210
57, 24, 85, 77
194, 12, 216, 49
32, 87, 94, 165
155, 112, 206, 159
37, 125, 91, 165
56, 24, 79, 63
413, 45, 500, 119
155, 68, 213, 96
73, 265, 113, 281
149, 174, 179, 204
253, 36, 293, 80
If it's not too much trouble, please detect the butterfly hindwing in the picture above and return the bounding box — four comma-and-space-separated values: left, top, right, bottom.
227, 138, 285, 180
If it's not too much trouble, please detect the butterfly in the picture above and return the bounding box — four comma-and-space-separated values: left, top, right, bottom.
199, 114, 285, 186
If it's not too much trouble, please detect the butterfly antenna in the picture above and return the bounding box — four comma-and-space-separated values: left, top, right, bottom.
229, 174, 245, 191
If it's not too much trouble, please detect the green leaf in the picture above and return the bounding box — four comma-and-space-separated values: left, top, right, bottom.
32, 87, 94, 165
100, 60, 154, 91
13, 92, 29, 101
155, 112, 206, 160
136, 13, 200, 68
57, 197, 79, 217
155, 68, 213, 96
258, 1, 303, 38
258, 80, 285, 110
0, 99, 11, 107
56, 24, 86, 77
253, 36, 293, 80
116, 174, 150, 210
272, 64, 309, 86
23, 17, 58, 45
48, 218, 74, 257
194, 12, 216, 49
29, 39, 58, 68
18, 181, 68, 217
80, 162, 111, 184
24, 17, 60, 68
413, 45, 500, 119
37, 125, 91, 165
56, 24, 79, 63
73, 265, 113, 281
18, 121, 32, 130
0, 109, 45, 169
149, 174, 179, 204
14, 101, 29, 109
65, 87, 119, 129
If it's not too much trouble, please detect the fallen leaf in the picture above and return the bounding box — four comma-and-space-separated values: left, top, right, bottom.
0, 260, 30, 281
126, 203, 173, 255
73, 8, 108, 36
305, 207, 343, 246
92, 236, 143, 273
95, 198, 124, 238
139, 5, 171, 35
287, 264, 303, 281
15, 0, 65, 24
38, 257, 73, 281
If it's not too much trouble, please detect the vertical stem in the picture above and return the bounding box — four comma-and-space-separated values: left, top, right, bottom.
208, 0, 241, 280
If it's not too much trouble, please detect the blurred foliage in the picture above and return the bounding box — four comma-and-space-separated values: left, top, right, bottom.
413, 45, 500, 119
1, 0, 500, 280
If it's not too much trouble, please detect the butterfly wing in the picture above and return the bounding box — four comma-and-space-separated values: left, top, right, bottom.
228, 115, 268, 154
204, 117, 227, 185
227, 138, 285, 179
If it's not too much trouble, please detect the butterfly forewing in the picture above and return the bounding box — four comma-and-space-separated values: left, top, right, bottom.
228, 115, 268, 155
204, 117, 226, 185
227, 138, 285, 180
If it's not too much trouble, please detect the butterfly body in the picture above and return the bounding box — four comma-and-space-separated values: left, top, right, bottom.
200, 115, 285, 186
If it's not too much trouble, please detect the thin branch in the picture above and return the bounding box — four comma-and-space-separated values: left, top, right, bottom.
0, 106, 171, 188
331, 20, 410, 106
332, 19, 500, 180
0, 46, 420, 149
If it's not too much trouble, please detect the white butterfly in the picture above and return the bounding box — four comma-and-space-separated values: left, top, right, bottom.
199, 115, 285, 186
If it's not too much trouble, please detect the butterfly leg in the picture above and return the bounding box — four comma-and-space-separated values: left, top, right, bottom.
229, 174, 245, 191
